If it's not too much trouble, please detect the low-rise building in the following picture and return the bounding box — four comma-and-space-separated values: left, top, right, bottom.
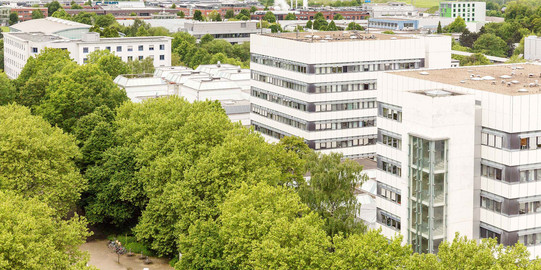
363, 2, 418, 17
368, 18, 418, 31
3, 22, 172, 79
9, 17, 91, 39
181, 20, 259, 44
10, 7, 48, 22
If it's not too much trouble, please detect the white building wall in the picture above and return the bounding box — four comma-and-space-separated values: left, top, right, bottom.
525, 36, 541, 61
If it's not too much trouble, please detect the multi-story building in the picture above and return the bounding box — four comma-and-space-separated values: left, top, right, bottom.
3, 24, 172, 78
181, 21, 260, 44
250, 31, 451, 159
9, 17, 91, 39
439, 1, 486, 22
11, 7, 48, 22
374, 63, 541, 258
524, 36, 541, 61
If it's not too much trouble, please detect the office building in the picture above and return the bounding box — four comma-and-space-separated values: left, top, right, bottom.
3, 26, 172, 79
181, 20, 259, 44
249, 31, 451, 159
0, 6, 9, 26
373, 63, 541, 258
439, 1, 486, 22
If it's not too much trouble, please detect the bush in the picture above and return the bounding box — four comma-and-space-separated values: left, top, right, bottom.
382, 30, 395, 34
107, 235, 156, 256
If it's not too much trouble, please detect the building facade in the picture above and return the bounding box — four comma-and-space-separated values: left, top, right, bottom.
3, 31, 172, 79
11, 7, 48, 22
439, 1, 486, 22
182, 21, 259, 44
374, 64, 541, 258
249, 32, 451, 159
363, 2, 418, 18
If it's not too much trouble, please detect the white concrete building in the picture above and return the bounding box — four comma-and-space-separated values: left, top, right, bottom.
525, 36, 541, 61
439, 1, 486, 23
9, 17, 92, 39
363, 2, 418, 18
250, 31, 451, 159
3, 30, 172, 79
114, 64, 251, 126
182, 20, 260, 44
373, 63, 541, 257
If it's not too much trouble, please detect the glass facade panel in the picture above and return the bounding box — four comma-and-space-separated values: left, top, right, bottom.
409, 136, 448, 254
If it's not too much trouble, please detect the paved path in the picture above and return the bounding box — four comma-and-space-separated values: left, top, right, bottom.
80, 240, 174, 270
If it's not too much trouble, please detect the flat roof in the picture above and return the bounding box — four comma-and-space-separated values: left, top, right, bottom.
394, 64, 541, 96
6, 32, 67, 42
10, 17, 91, 34
263, 31, 413, 43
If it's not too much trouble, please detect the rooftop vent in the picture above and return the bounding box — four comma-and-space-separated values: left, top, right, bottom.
518, 88, 528, 93
419, 71, 429, 75
425, 90, 452, 97
482, 76, 495, 80
500, 75, 512, 79
511, 80, 520, 84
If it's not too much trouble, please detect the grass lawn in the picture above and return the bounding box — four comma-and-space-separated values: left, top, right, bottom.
0, 26, 9, 32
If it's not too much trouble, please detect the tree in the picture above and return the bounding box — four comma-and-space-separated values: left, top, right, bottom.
453, 53, 491, 66
0, 72, 15, 105
446, 16, 467, 33
225, 9, 235, 19
171, 3, 176, 8
285, 13, 296, 20
0, 105, 86, 215
87, 49, 129, 79
177, 10, 185, 18
250, 6, 257, 13
306, 19, 313, 29
209, 10, 222, 21
31, 9, 44, 19
46, 1, 61, 15
0, 40, 3, 69
51, 8, 71, 20
473, 33, 508, 57
269, 23, 282, 33
14, 48, 75, 109
459, 28, 480, 48
95, 14, 115, 27
193, 10, 203, 21
178, 183, 331, 269
331, 230, 411, 269
71, 3, 83, 9
72, 11, 96, 25
200, 33, 215, 44
127, 57, 155, 74
407, 233, 541, 269
263, 11, 276, 23
346, 22, 363, 31
437, 21, 443, 33
0, 191, 93, 269
328, 20, 338, 31
299, 152, 366, 237
136, 25, 150, 36
333, 13, 343, 20
36, 63, 128, 132
9, 12, 18, 25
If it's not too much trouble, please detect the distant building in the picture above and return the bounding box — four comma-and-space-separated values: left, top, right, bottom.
368, 18, 418, 31
182, 20, 259, 44
3, 18, 171, 79
524, 36, 541, 61
10, 7, 48, 22
114, 64, 251, 125
363, 2, 418, 17
0, 6, 10, 26
439, 1, 486, 22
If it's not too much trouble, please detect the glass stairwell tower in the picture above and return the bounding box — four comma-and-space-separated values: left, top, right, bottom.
409, 136, 448, 253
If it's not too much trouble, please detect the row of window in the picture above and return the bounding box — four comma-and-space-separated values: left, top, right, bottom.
251, 53, 308, 74
481, 164, 503, 181
314, 81, 377, 93
83, 44, 165, 54
252, 122, 289, 140
481, 132, 504, 149
314, 117, 376, 131
377, 209, 401, 231
480, 226, 501, 244
314, 59, 421, 74
380, 132, 402, 149
251, 87, 307, 111
377, 182, 402, 204
251, 71, 308, 93
519, 201, 541, 215
480, 194, 502, 214
519, 232, 541, 247
314, 136, 376, 150
378, 102, 402, 122
519, 136, 541, 150
481, 163, 541, 183
315, 100, 376, 112
377, 155, 402, 177
252, 105, 307, 130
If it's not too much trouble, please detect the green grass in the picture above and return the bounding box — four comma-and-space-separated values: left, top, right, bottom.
0, 27, 9, 32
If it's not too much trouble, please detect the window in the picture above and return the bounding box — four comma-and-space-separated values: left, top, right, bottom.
106, 46, 111, 51
481, 164, 503, 181
480, 193, 502, 214
379, 130, 401, 150
116, 46, 122, 52
31, 47, 38, 53
377, 182, 401, 204
83, 47, 89, 53
128, 46, 133, 52
377, 209, 401, 231
159, 44, 165, 50
480, 225, 501, 244
521, 138, 529, 150
378, 155, 401, 177
138, 45, 144, 51
83, 58, 88, 64
127, 56, 133, 61
159, 55, 165, 60
519, 201, 541, 215
149, 45, 154, 51
138, 56, 144, 60
94, 47, 100, 51
378, 102, 402, 122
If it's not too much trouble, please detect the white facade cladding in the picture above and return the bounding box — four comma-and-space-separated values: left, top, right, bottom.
525, 36, 541, 61
249, 32, 451, 159
3, 31, 172, 79
439, 1, 486, 22
182, 20, 261, 44
374, 63, 541, 258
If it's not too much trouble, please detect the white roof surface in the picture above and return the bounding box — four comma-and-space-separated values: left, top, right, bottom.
11, 17, 91, 35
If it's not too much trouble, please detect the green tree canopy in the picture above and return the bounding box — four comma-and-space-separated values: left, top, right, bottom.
0, 105, 86, 215
299, 152, 366, 237
346, 21, 364, 30
0, 72, 16, 105
9, 12, 18, 25
473, 33, 508, 57
177, 10, 185, 18
0, 191, 93, 269
225, 9, 235, 19
333, 13, 343, 20
263, 11, 276, 23
193, 10, 203, 21
285, 13, 296, 20
445, 16, 467, 33
51, 8, 71, 20
35, 63, 128, 132
94, 14, 115, 27
87, 50, 129, 79
31, 9, 44, 19
71, 3, 83, 9
136, 25, 150, 36
46, 1, 61, 14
